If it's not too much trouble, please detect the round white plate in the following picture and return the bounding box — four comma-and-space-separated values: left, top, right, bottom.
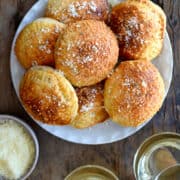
10, 0, 173, 145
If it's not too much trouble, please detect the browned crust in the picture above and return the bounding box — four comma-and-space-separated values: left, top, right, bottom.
55, 20, 119, 87
15, 18, 65, 69
19, 66, 78, 125
71, 83, 108, 128
45, 0, 110, 23
104, 60, 165, 127
109, 0, 166, 60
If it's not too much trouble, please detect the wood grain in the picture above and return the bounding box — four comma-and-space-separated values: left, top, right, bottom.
0, 0, 179, 179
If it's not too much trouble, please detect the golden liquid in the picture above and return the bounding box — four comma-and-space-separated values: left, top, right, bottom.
137, 138, 180, 180
68, 172, 111, 180
157, 165, 180, 180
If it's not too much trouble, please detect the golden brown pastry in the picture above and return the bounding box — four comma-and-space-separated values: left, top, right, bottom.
15, 18, 65, 69
19, 66, 78, 125
71, 83, 108, 129
45, 0, 109, 23
109, 0, 166, 60
104, 60, 165, 127
55, 20, 119, 87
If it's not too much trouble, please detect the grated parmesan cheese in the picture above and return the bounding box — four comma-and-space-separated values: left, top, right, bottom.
0, 120, 35, 179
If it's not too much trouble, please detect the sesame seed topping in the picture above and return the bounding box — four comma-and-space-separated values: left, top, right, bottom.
82, 55, 93, 63
91, 88, 97, 94
127, 17, 138, 29
57, 101, 62, 107
142, 80, 147, 87
122, 78, 132, 86
45, 95, 51, 100
41, 28, 50, 33
77, 1, 87, 10
54, 25, 60, 33
38, 44, 51, 54
31, 61, 38, 66
67, 43, 71, 51
92, 45, 99, 53
56, 69, 64, 76
67, 1, 98, 18
80, 102, 94, 112
89, 1, 97, 12
68, 4, 79, 17
62, 60, 78, 74
76, 24, 81, 28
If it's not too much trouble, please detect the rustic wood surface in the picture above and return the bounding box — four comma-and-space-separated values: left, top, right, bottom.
0, 0, 179, 179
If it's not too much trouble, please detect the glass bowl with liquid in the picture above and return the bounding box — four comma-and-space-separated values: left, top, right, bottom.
65, 165, 119, 180
133, 132, 180, 180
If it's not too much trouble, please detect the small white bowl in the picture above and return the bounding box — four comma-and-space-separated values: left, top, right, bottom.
0, 114, 39, 180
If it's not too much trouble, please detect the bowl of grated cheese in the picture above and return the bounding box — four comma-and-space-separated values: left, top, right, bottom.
0, 115, 39, 180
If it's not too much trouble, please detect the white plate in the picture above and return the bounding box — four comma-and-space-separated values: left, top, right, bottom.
10, 0, 173, 145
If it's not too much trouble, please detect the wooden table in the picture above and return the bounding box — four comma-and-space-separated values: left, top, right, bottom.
0, 0, 179, 179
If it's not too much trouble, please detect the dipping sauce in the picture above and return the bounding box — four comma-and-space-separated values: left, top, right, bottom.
133, 132, 180, 180
66, 172, 112, 180
0, 120, 35, 179
65, 165, 119, 180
